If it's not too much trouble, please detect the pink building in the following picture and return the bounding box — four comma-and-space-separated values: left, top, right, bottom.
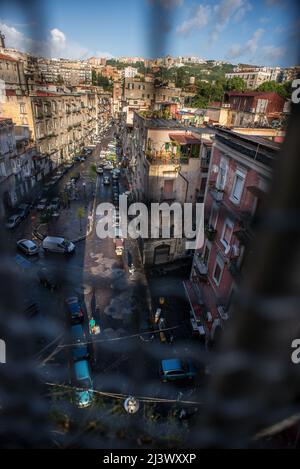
184, 128, 279, 345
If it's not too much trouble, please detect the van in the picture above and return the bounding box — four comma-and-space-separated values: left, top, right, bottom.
42, 236, 75, 254
73, 360, 93, 408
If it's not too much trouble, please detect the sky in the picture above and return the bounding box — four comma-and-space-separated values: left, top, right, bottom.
0, 0, 299, 66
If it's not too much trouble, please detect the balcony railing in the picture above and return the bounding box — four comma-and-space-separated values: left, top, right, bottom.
145, 150, 189, 166
209, 186, 224, 202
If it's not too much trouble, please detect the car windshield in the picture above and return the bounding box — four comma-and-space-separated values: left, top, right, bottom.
76, 379, 91, 390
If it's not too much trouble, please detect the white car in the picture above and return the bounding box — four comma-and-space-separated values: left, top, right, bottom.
6, 214, 22, 229
17, 239, 39, 256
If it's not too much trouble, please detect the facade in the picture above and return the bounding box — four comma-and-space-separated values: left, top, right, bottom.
0, 118, 46, 215
128, 112, 214, 266
0, 53, 27, 93
206, 91, 286, 128
1, 88, 97, 167
184, 128, 278, 345
225, 69, 275, 89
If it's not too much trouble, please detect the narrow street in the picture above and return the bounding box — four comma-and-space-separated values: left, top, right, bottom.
6, 125, 204, 422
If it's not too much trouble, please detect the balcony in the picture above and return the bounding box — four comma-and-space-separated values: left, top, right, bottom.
205, 225, 217, 241
145, 149, 189, 166
194, 254, 208, 276
209, 185, 224, 202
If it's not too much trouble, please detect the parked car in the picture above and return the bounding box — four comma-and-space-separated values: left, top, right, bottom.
139, 319, 155, 342
5, 214, 22, 229
17, 203, 31, 219
96, 166, 104, 175
17, 239, 39, 256
160, 359, 197, 382
48, 197, 60, 212
42, 236, 75, 255
38, 267, 60, 290
73, 360, 94, 408
103, 176, 110, 185
71, 173, 80, 183
36, 198, 48, 211
66, 297, 84, 324
71, 325, 89, 362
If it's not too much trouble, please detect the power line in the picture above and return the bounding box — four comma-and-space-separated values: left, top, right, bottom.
56, 325, 181, 350
46, 382, 202, 406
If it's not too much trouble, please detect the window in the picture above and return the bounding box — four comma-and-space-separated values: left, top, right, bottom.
213, 256, 224, 286
221, 218, 234, 250
203, 244, 211, 266
230, 169, 246, 204
20, 104, 26, 114
209, 203, 219, 229
216, 157, 228, 190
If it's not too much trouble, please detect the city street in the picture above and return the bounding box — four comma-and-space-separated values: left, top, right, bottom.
5, 126, 204, 416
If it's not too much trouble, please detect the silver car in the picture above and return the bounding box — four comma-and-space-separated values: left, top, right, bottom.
17, 239, 39, 255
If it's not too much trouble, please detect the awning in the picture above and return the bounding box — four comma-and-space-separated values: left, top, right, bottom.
169, 133, 202, 145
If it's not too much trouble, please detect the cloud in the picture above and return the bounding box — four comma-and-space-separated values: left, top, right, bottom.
227, 28, 265, 58
0, 22, 112, 59
176, 0, 251, 39
261, 45, 286, 62
176, 4, 211, 35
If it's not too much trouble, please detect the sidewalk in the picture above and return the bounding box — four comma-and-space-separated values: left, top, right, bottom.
36, 195, 95, 243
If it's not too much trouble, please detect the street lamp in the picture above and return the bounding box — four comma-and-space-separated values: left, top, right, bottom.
124, 396, 140, 414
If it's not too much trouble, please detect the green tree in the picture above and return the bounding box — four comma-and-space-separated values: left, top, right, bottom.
256, 80, 291, 99
225, 77, 247, 92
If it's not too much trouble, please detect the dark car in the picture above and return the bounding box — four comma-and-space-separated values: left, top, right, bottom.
48, 197, 60, 211
71, 172, 80, 183
160, 359, 197, 382
65, 296, 84, 324
17, 203, 31, 219
38, 267, 60, 290
71, 324, 89, 362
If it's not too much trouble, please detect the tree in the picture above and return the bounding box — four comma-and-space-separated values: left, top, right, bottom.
225, 77, 247, 92
256, 80, 291, 99
77, 207, 85, 232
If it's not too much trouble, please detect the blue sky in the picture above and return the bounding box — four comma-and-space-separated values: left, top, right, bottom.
0, 0, 299, 66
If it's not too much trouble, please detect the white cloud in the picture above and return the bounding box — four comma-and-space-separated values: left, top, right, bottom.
261, 45, 286, 62
176, 0, 251, 38
0, 22, 112, 59
227, 28, 265, 58
176, 4, 211, 35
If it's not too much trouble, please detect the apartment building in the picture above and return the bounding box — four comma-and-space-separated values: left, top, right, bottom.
206, 91, 286, 128
184, 128, 278, 345
1, 88, 97, 167
0, 119, 46, 215
0, 53, 27, 93
129, 112, 214, 266
225, 69, 274, 89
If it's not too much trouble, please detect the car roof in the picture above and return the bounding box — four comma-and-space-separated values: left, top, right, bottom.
74, 360, 90, 380
43, 236, 65, 243
162, 359, 183, 373
71, 324, 84, 338
19, 239, 36, 247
